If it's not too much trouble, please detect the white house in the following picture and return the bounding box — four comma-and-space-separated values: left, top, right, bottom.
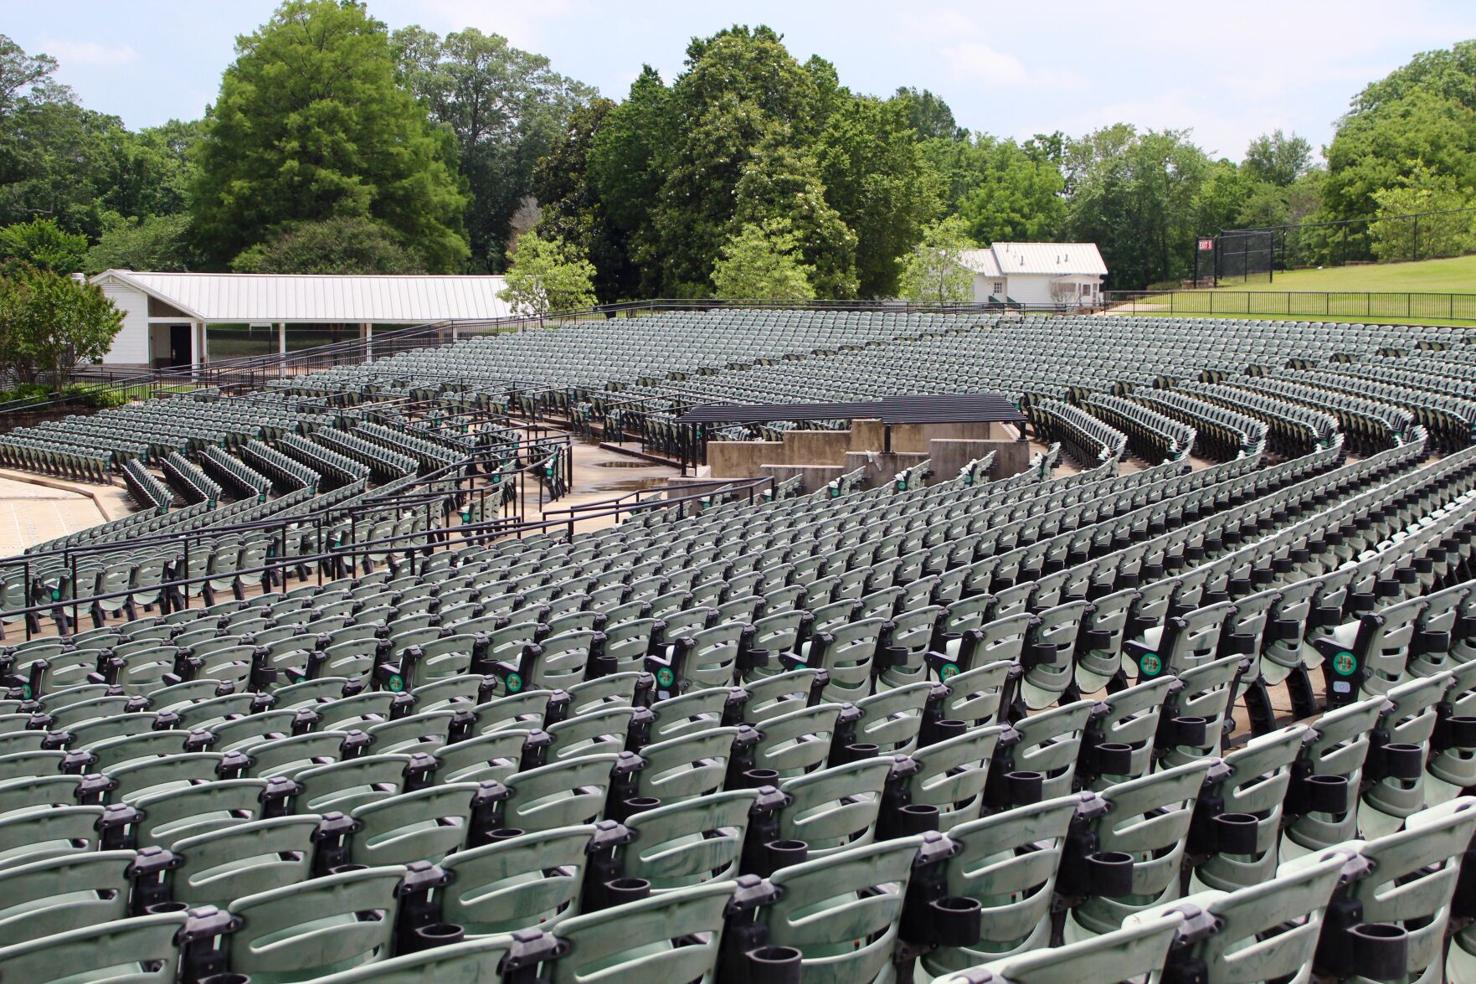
958, 242, 1108, 308
90, 270, 512, 368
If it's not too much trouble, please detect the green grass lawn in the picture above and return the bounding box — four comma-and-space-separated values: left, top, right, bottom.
1220, 254, 1476, 293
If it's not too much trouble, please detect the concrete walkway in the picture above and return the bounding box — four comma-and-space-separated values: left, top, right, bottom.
0, 473, 133, 555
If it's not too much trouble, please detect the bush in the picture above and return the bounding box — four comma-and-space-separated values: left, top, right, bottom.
232, 216, 424, 274
0, 218, 88, 274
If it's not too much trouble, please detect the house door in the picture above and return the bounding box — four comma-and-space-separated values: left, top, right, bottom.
168, 324, 192, 367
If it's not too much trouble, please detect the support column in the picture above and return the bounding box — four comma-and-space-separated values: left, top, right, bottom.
192, 320, 205, 371
277, 322, 286, 357
361, 322, 372, 362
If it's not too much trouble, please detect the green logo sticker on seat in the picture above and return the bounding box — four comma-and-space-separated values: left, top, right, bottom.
655, 666, 675, 689
938, 661, 959, 682
1139, 652, 1163, 677
1332, 650, 1357, 677
386, 673, 404, 693
19, 684, 30, 700
504, 671, 524, 693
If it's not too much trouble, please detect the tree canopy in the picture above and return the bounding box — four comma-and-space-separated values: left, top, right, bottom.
1, 17, 1472, 298
498, 231, 597, 315
393, 25, 594, 271
231, 215, 422, 273
0, 265, 122, 387
897, 215, 976, 306
712, 219, 816, 301
192, 0, 469, 271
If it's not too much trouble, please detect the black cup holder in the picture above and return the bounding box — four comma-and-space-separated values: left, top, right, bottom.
742, 768, 780, 789
1171, 716, 1210, 746
1026, 641, 1063, 667
1094, 741, 1134, 776
929, 895, 984, 947
930, 719, 967, 744
146, 901, 190, 914
895, 803, 940, 834
489, 827, 525, 841
203, 975, 250, 984
1270, 618, 1303, 642
1213, 812, 1259, 854
330, 863, 369, 873
1446, 715, 1476, 749
839, 742, 880, 764
745, 945, 803, 984
765, 839, 809, 872
616, 795, 661, 821
1303, 774, 1351, 814
604, 877, 651, 905
1005, 770, 1044, 806
1348, 921, 1409, 981
1086, 850, 1135, 896
1379, 741, 1425, 781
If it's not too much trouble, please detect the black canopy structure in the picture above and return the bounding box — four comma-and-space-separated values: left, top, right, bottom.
676, 391, 1025, 426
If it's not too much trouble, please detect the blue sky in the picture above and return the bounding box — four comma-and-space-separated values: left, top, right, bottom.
7, 1, 1476, 160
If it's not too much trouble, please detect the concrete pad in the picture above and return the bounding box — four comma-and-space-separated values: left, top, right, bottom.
0, 474, 127, 556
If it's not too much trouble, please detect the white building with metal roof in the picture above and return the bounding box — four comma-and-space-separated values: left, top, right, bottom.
957, 242, 1107, 308
90, 270, 511, 368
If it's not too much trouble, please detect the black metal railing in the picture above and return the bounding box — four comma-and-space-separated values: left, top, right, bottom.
0, 464, 756, 641
1102, 290, 1476, 323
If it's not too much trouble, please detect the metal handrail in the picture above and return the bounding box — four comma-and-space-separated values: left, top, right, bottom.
0, 463, 764, 635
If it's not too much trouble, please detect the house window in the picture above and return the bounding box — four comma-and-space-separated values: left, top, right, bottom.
991, 281, 1004, 296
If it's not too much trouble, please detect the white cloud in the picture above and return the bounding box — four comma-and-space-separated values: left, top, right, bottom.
42, 39, 138, 67
417, 0, 577, 48
940, 41, 1082, 90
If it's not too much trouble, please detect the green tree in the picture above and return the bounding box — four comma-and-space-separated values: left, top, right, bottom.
1325, 42, 1476, 228
891, 87, 964, 141
498, 230, 597, 315
192, 0, 468, 271
924, 134, 1065, 245
586, 66, 674, 296
732, 133, 857, 298
231, 215, 421, 273
533, 97, 634, 302
897, 215, 976, 305
0, 217, 87, 273
97, 119, 203, 222
645, 25, 827, 294
1368, 169, 1475, 261
0, 265, 122, 387
393, 25, 594, 271
1065, 125, 1212, 288
1351, 39, 1476, 115
1193, 159, 1254, 235
712, 218, 815, 300
0, 38, 129, 237
819, 96, 940, 296
85, 213, 199, 273
1242, 130, 1313, 187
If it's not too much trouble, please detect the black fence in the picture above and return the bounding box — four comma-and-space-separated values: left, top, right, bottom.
1103, 290, 1476, 323
1197, 206, 1476, 285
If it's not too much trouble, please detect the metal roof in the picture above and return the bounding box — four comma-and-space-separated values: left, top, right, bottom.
958, 249, 1004, 277
677, 391, 1025, 425
957, 243, 1107, 278
92, 270, 513, 323
991, 242, 1108, 276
